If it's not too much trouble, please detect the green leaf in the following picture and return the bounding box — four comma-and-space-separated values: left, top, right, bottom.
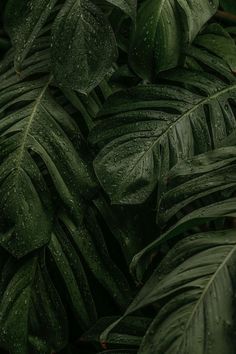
129, 0, 219, 80
122, 230, 236, 354
0, 77, 54, 257
159, 145, 236, 222
0, 256, 67, 354
192, 24, 236, 72
51, 0, 117, 94
4, 0, 58, 71
131, 145, 236, 280
0, 42, 96, 257
185, 26, 236, 77
90, 68, 236, 205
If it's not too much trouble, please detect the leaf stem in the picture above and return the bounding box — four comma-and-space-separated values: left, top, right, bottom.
215, 10, 236, 23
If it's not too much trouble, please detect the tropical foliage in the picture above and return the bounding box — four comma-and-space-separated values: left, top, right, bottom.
0, 0, 236, 353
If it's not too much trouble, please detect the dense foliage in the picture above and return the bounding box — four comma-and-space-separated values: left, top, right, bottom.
0, 0, 236, 353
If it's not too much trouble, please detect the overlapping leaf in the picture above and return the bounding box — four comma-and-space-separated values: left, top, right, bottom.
106, 230, 236, 354
4, 0, 128, 93
82, 316, 151, 348
0, 41, 95, 257
129, 0, 219, 80
4, 0, 58, 70
91, 69, 236, 204
51, 0, 117, 93
48, 224, 98, 328
185, 24, 236, 73
3, 2, 236, 354
58, 210, 132, 310
131, 144, 236, 280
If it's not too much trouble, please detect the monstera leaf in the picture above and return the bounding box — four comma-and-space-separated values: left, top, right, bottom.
102, 230, 236, 354
90, 67, 236, 205
0, 40, 95, 257
185, 24, 236, 73
4, 0, 128, 93
131, 144, 236, 280
129, 0, 219, 80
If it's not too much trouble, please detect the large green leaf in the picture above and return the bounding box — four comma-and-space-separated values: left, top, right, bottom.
131, 145, 236, 280
90, 68, 236, 204
129, 0, 219, 80
0, 42, 95, 257
111, 230, 236, 354
51, 0, 117, 93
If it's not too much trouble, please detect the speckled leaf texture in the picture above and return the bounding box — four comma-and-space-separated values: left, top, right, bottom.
51, 0, 117, 93
91, 26, 236, 205
130, 145, 236, 280
126, 230, 236, 354
4, 0, 58, 71
129, 0, 219, 80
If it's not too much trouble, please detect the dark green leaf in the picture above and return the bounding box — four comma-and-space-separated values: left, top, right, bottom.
129, 0, 219, 80
131, 145, 236, 280
4, 0, 58, 70
91, 69, 236, 204
192, 23, 236, 72
0, 42, 96, 257
122, 230, 236, 354
51, 0, 117, 93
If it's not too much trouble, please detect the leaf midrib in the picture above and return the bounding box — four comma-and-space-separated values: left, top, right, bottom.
15, 76, 52, 177
178, 242, 236, 351
118, 82, 236, 187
